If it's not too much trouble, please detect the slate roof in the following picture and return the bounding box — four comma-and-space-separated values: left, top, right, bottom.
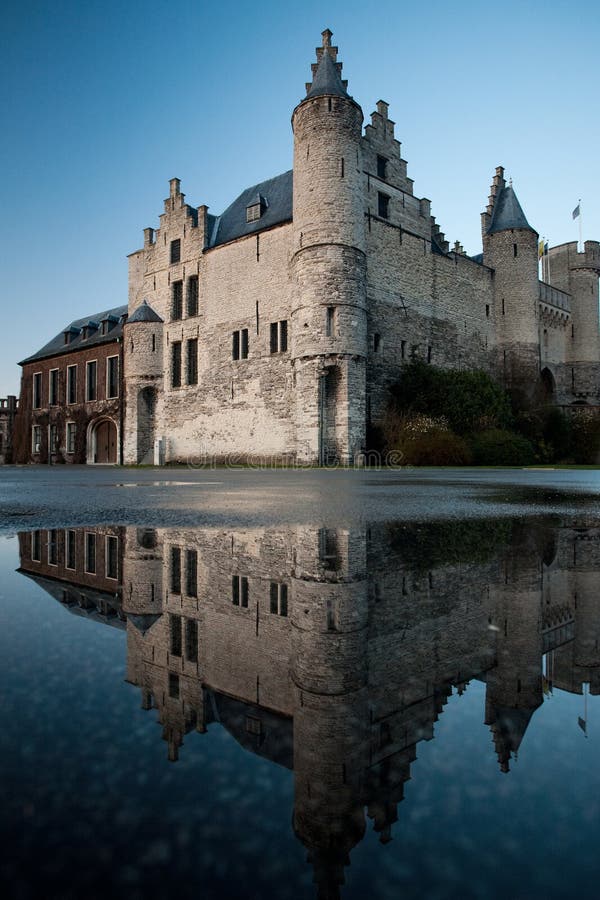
128, 300, 164, 323
487, 185, 535, 235
20, 304, 128, 365
306, 49, 349, 99
209, 170, 293, 248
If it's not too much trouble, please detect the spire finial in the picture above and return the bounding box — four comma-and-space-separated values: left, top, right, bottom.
322, 28, 333, 47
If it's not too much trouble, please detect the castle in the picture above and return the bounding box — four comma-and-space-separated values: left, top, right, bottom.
14, 29, 600, 465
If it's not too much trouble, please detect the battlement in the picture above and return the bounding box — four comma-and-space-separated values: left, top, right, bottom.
549, 240, 600, 273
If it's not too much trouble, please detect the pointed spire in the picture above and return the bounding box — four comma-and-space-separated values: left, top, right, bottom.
304, 29, 350, 100
487, 181, 535, 235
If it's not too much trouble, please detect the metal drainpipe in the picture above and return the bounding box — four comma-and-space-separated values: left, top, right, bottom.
118, 337, 124, 466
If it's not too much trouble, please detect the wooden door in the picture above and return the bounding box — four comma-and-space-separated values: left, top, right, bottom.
95, 420, 117, 463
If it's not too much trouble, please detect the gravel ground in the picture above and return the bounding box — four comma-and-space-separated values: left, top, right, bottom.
1, 465, 600, 532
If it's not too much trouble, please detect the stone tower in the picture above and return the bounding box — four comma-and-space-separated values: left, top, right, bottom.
123, 300, 164, 464
547, 240, 600, 401
482, 168, 540, 390
291, 30, 368, 464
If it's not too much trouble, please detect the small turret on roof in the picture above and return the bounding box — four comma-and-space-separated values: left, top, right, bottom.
304, 29, 351, 100
127, 299, 164, 324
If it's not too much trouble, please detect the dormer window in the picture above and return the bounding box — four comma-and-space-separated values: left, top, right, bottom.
246, 203, 261, 223
63, 326, 80, 345
81, 321, 98, 341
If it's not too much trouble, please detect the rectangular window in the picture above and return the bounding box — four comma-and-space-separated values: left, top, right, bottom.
171, 342, 182, 388
373, 333, 381, 352
66, 422, 76, 454
49, 369, 59, 405
246, 203, 261, 223
106, 535, 118, 579
401, 340, 406, 360
270, 320, 288, 353
171, 546, 182, 594
32, 425, 41, 454
168, 672, 180, 699
86, 361, 97, 401
232, 329, 249, 360
319, 528, 340, 571
377, 155, 387, 179
186, 549, 198, 597
186, 339, 198, 385
106, 356, 119, 399
172, 281, 183, 320
269, 582, 288, 616
85, 532, 96, 574
185, 619, 198, 662
378, 192, 390, 219
33, 372, 42, 409
65, 529, 76, 570
32, 530, 42, 563
48, 529, 58, 566
170, 614, 182, 657
170, 238, 181, 264
232, 575, 249, 608
67, 365, 77, 404
326, 307, 336, 337
187, 276, 199, 317
49, 424, 59, 453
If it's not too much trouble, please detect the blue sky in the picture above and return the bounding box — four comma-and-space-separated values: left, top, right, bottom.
1, 0, 598, 395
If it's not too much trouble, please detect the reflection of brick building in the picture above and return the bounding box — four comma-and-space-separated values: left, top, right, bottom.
17, 518, 600, 897
0, 395, 18, 464
14, 306, 126, 464
18, 527, 125, 626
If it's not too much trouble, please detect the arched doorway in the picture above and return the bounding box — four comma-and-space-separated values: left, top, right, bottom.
137, 386, 157, 464
540, 367, 556, 402
90, 418, 118, 464
318, 367, 341, 465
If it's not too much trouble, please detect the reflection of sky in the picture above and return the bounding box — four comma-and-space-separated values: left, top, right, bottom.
2, 534, 600, 899
2, 0, 599, 395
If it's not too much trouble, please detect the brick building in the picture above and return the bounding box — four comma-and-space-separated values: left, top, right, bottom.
15, 30, 600, 465
0, 395, 18, 464
15, 306, 127, 464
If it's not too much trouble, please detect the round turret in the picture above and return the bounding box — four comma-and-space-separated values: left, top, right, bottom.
123, 300, 164, 464
290, 31, 368, 463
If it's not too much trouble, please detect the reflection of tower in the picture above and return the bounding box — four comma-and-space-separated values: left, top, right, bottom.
291, 527, 369, 899
291, 31, 367, 464
485, 526, 543, 772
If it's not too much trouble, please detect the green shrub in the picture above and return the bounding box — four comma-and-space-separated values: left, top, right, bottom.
571, 412, 600, 464
402, 428, 472, 466
470, 428, 535, 466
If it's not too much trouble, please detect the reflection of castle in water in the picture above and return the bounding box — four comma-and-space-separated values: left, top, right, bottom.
17, 520, 600, 898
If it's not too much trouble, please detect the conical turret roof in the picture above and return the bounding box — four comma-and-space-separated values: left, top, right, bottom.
127, 299, 164, 324
487, 185, 535, 235
306, 46, 349, 99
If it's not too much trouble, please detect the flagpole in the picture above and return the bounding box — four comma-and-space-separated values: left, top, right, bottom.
579, 199, 583, 252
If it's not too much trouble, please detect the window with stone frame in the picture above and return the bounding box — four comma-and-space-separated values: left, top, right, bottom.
31, 530, 42, 562
168, 672, 180, 699
105, 535, 118, 580
66, 422, 76, 454
186, 549, 198, 597
32, 425, 41, 454
48, 530, 58, 566
171, 342, 182, 388
378, 192, 390, 219
86, 361, 97, 401
187, 276, 199, 317
172, 281, 183, 320
170, 239, 181, 264
269, 582, 288, 616
185, 619, 198, 662
232, 329, 249, 360
232, 574, 249, 608
33, 372, 42, 409
85, 532, 96, 574
49, 369, 59, 406
49, 423, 59, 453
170, 614, 182, 657
377, 155, 387, 180
67, 365, 77, 404
186, 339, 198, 385
270, 320, 288, 353
171, 546, 182, 593
65, 529, 76, 570
246, 203, 261, 223
106, 356, 119, 399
